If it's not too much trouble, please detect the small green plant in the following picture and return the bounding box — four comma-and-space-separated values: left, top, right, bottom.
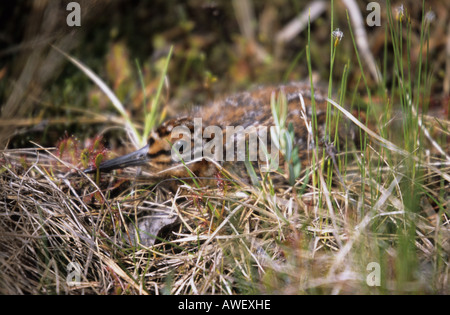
56, 134, 108, 172
53, 45, 173, 148
269, 90, 302, 185
138, 46, 173, 144
8, 2, 441, 295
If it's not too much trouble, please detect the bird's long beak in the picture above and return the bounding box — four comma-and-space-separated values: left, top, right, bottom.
84, 144, 150, 173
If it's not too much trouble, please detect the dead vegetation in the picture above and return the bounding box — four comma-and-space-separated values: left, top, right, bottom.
1, 124, 448, 294
1, 0, 449, 295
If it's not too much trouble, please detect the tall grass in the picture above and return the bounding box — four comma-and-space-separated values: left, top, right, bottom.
1, 2, 448, 295
53, 45, 172, 149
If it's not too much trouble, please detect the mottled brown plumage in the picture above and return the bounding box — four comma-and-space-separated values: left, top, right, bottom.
85, 82, 357, 186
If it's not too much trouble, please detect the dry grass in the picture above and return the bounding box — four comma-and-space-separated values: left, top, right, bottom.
1, 0, 449, 295
1, 115, 449, 294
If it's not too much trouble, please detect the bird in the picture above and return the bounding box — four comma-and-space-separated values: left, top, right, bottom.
84, 81, 357, 187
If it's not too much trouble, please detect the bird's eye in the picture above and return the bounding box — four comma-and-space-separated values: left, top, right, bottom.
174, 139, 188, 154
171, 139, 191, 162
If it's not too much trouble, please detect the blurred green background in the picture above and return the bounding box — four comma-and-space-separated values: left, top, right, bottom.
0, 0, 448, 149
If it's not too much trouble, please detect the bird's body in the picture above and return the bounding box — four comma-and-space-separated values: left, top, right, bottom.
85, 81, 356, 186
